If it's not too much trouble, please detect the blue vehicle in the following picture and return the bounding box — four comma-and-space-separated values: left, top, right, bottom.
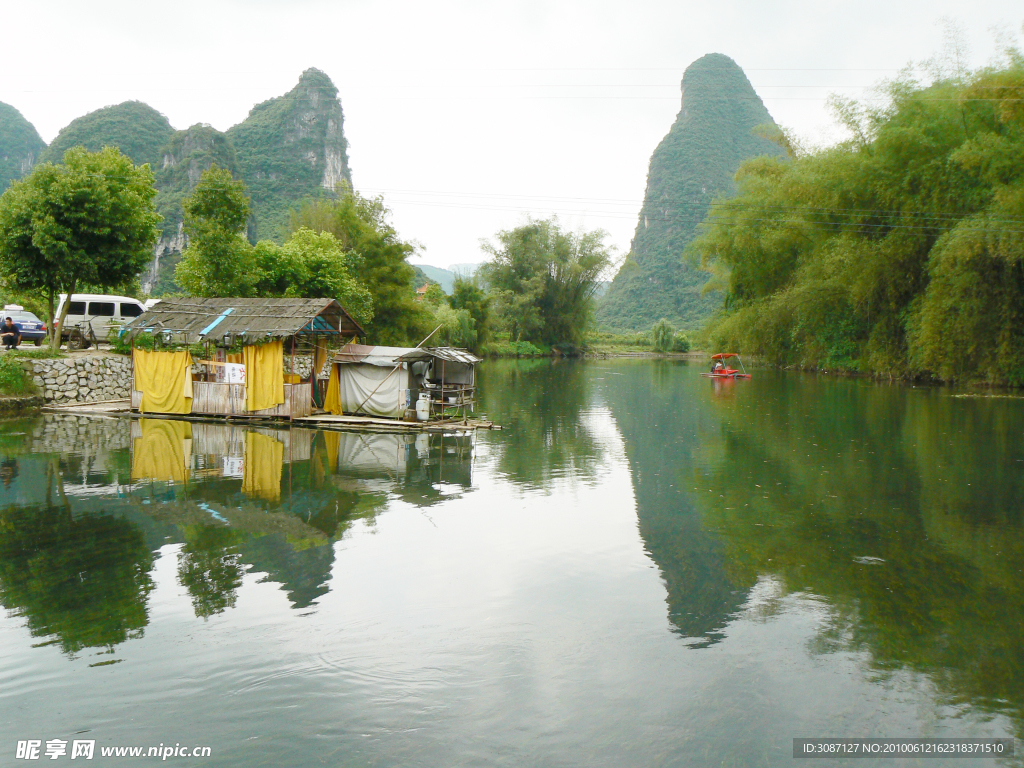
2, 306, 47, 346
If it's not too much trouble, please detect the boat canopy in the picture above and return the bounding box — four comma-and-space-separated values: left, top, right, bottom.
711, 353, 739, 360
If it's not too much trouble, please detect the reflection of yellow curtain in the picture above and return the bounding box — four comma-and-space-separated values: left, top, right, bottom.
322, 430, 340, 472
134, 350, 193, 414
323, 365, 342, 414
131, 419, 193, 483
242, 431, 283, 500
243, 341, 284, 412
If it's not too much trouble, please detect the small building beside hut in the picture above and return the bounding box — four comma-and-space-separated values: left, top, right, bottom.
324, 344, 481, 419
124, 298, 364, 420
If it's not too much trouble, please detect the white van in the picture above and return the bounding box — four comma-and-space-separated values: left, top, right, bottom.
54, 293, 146, 348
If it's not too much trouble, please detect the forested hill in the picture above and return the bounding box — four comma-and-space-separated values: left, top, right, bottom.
227, 68, 352, 243
2, 69, 353, 294
0, 102, 46, 193
596, 53, 785, 331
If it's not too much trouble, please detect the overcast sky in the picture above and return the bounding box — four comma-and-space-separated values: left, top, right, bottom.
1, 1, 1021, 271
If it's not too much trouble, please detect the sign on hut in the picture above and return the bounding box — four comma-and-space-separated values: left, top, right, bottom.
123, 298, 364, 419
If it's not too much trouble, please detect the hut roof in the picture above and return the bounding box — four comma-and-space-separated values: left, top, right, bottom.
124, 298, 364, 344
333, 344, 481, 367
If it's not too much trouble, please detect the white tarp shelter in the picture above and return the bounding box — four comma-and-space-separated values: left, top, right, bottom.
328, 344, 481, 419
331, 345, 415, 419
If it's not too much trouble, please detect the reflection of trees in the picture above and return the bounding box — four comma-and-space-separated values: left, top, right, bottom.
477, 359, 605, 490
693, 376, 1024, 726
601, 360, 751, 645
177, 524, 245, 619
0, 490, 154, 654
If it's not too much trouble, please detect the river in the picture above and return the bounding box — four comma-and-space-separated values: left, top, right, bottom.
0, 359, 1021, 766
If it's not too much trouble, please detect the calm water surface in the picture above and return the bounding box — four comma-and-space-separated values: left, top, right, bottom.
1, 359, 1022, 767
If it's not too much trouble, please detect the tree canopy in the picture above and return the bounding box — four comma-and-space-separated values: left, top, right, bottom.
176, 168, 374, 326
0, 146, 160, 347
290, 191, 428, 344
688, 53, 1024, 385
481, 218, 613, 348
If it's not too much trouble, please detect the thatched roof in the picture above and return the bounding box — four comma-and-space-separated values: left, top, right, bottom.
124, 298, 364, 344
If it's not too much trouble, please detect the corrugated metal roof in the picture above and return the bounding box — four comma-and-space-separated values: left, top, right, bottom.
124, 298, 364, 343
333, 344, 480, 367
398, 347, 482, 364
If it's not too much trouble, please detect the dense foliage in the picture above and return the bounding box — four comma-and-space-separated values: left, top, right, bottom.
290, 193, 428, 344
0, 102, 46, 194
228, 69, 352, 242
153, 124, 240, 241
0, 147, 160, 348
175, 166, 255, 297
39, 101, 174, 170
689, 55, 1024, 384
597, 53, 786, 331
176, 168, 373, 325
481, 218, 613, 348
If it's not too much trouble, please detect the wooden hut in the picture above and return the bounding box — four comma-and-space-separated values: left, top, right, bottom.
124, 298, 364, 420
324, 343, 480, 419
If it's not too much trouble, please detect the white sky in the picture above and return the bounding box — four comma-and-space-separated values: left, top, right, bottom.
1, 1, 1021, 270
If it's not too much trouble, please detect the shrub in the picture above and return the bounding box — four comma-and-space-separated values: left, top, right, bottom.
0, 357, 35, 396
671, 332, 691, 353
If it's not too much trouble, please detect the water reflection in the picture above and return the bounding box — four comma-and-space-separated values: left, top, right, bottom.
690, 373, 1024, 729
0, 414, 476, 651
476, 359, 606, 490
600, 360, 751, 645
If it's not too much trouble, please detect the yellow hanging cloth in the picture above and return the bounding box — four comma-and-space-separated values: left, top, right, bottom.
323, 365, 342, 414
131, 419, 193, 483
133, 349, 194, 414
313, 338, 328, 380
242, 431, 283, 501
242, 341, 285, 412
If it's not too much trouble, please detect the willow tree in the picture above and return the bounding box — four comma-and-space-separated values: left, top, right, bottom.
481, 217, 614, 347
0, 146, 159, 349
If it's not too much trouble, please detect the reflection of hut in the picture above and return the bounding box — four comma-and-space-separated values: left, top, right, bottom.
125, 298, 363, 420
324, 344, 481, 419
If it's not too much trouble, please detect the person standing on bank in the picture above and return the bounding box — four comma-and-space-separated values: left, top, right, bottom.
1, 317, 21, 350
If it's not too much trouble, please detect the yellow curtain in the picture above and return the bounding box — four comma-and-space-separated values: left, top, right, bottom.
227, 353, 242, 364
313, 338, 328, 380
323, 365, 342, 414
134, 350, 193, 414
242, 431, 283, 501
131, 419, 193, 483
243, 341, 285, 412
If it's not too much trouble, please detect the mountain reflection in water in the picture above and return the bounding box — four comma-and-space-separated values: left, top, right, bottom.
1, 361, 1023, 766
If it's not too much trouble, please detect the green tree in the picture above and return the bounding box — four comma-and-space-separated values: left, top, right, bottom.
481, 217, 613, 347
174, 165, 256, 297
252, 228, 373, 325
290, 190, 431, 344
0, 146, 160, 349
450, 275, 492, 351
651, 318, 674, 352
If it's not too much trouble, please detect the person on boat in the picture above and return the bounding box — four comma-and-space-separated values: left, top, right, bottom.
713, 360, 724, 373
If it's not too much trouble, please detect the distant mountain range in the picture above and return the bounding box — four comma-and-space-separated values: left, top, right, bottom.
596, 53, 786, 331
0, 69, 351, 294
414, 263, 484, 294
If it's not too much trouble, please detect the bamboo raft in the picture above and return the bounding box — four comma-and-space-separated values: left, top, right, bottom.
43, 399, 500, 433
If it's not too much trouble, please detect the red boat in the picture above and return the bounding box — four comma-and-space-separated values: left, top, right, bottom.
700, 353, 751, 379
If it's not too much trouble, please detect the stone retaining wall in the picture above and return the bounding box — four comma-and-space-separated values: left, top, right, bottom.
23, 355, 133, 405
